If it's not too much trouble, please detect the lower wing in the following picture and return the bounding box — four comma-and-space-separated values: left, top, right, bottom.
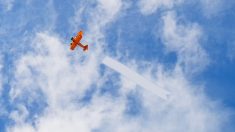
70, 42, 77, 50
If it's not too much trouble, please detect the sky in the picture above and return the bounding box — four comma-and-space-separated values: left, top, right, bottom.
0, 0, 235, 132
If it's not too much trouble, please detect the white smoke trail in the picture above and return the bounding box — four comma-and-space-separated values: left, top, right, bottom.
102, 56, 170, 100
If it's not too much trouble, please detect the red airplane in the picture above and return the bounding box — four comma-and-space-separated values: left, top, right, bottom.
70, 31, 88, 51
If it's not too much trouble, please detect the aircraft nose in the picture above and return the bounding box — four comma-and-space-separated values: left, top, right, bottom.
79, 31, 83, 35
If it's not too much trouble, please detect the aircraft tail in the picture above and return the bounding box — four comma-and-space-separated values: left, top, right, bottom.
83, 45, 88, 51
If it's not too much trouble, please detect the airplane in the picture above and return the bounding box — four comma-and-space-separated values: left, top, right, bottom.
70, 31, 88, 51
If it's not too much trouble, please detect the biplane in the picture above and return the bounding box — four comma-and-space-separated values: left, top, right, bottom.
70, 31, 88, 51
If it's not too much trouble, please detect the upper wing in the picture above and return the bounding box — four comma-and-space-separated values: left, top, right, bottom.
70, 31, 83, 51
78, 31, 83, 36
74, 31, 83, 42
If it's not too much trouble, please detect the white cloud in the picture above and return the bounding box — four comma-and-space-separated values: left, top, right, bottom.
117, 60, 228, 132
98, 0, 122, 20
8, 31, 108, 131
0, 54, 2, 93
9, 104, 29, 124
1, 0, 57, 36
160, 11, 209, 74
199, 0, 224, 18
8, 0, 124, 108
6, 1, 230, 132
0, 0, 14, 11
8, 33, 229, 132
71, 0, 123, 34
0, 54, 5, 116
7, 0, 126, 131
227, 41, 235, 61
10, 32, 100, 108
138, 0, 182, 15
138, 0, 228, 18
8, 124, 35, 132
8, 95, 126, 132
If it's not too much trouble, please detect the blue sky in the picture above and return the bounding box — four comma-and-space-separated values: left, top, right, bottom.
0, 0, 235, 132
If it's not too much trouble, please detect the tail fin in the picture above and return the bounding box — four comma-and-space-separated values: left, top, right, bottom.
83, 45, 88, 51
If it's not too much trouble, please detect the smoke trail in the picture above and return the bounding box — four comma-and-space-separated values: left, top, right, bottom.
102, 56, 170, 100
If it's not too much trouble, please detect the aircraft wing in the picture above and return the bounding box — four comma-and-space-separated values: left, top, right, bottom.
70, 42, 78, 50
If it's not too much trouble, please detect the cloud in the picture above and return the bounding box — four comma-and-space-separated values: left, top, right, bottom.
10, 32, 101, 108
0, 54, 2, 93
9, 104, 29, 124
5, 1, 230, 132
117, 59, 228, 132
159, 11, 209, 74
138, 0, 230, 18
0, 0, 14, 11
8, 31, 107, 131
199, 0, 224, 18
8, 95, 126, 132
0, 54, 5, 116
71, 0, 122, 34
227, 41, 235, 61
7, 0, 125, 131
138, 0, 182, 15
13, 1, 56, 29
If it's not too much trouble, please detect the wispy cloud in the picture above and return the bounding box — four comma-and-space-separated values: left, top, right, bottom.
227, 41, 235, 61
159, 11, 209, 74
138, 0, 182, 15
199, 0, 225, 18
0, 0, 14, 11
0, 54, 2, 93
0, 54, 3, 116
